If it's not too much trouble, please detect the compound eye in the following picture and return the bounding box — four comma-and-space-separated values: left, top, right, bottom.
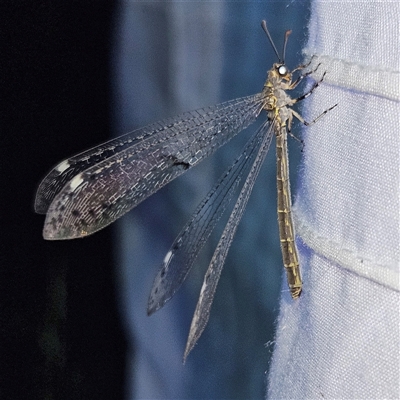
278, 65, 288, 75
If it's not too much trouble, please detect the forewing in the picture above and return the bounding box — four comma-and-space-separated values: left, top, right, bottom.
35, 96, 258, 214
41, 94, 264, 240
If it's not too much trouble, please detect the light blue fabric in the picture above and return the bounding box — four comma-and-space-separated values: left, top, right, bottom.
268, 1, 400, 399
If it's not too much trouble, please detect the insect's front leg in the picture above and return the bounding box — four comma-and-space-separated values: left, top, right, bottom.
290, 55, 316, 74
289, 60, 321, 90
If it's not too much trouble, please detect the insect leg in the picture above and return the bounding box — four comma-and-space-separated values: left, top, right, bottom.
289, 62, 321, 90
286, 112, 305, 150
291, 104, 338, 127
291, 71, 328, 103
290, 55, 316, 74
286, 102, 337, 153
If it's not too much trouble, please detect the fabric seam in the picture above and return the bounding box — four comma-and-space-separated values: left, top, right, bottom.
302, 50, 400, 102
293, 206, 400, 292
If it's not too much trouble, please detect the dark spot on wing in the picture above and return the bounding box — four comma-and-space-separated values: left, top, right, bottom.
168, 155, 190, 170
174, 160, 190, 170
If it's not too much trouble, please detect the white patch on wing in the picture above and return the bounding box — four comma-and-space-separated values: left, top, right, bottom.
163, 250, 173, 266
69, 174, 84, 191
199, 279, 208, 296
55, 159, 70, 173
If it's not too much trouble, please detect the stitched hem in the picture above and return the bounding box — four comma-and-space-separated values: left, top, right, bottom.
293, 206, 400, 292
301, 51, 400, 102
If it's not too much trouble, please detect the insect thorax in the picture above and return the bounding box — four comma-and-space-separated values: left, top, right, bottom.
260, 63, 295, 127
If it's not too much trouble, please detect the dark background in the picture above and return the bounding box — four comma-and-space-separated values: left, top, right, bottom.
2, 3, 126, 399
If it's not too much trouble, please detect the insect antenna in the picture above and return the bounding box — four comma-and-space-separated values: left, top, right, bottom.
261, 20, 292, 65
282, 29, 292, 64
261, 20, 281, 62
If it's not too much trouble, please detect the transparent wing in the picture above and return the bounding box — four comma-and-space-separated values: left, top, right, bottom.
183, 119, 276, 362
147, 119, 272, 315
38, 94, 264, 240
35, 94, 262, 214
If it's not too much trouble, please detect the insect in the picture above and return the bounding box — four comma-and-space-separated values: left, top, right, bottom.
35, 20, 336, 361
